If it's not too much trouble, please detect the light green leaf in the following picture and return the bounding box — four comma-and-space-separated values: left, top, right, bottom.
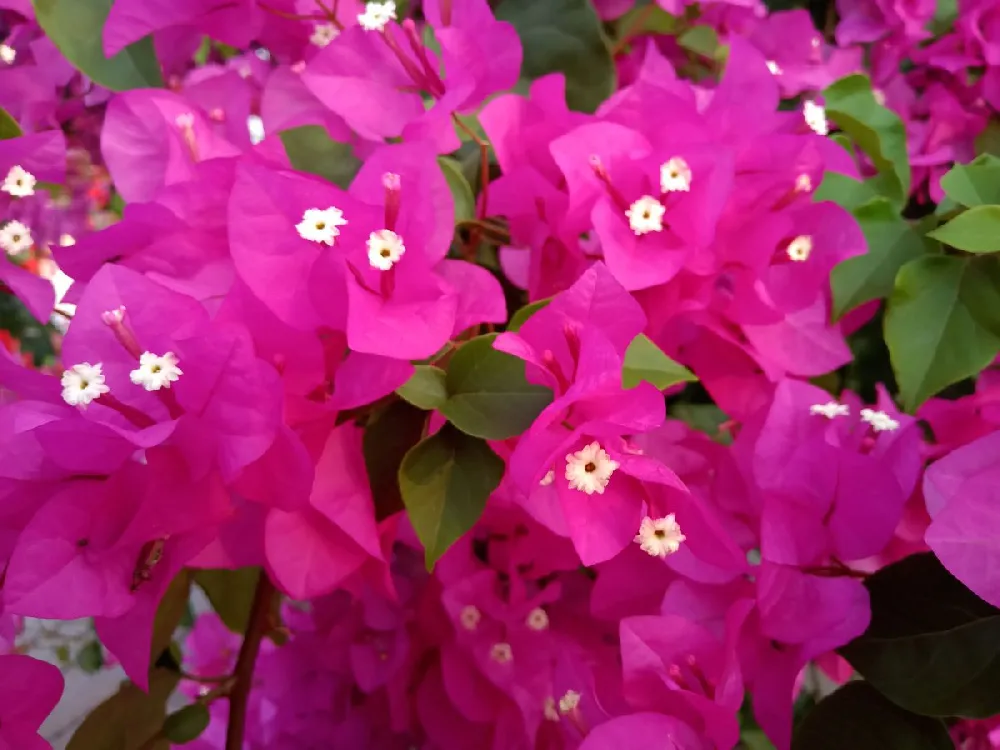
824, 74, 911, 204
927, 205, 1000, 253
0, 107, 22, 140
163, 704, 211, 744
32, 0, 163, 91
508, 298, 552, 331
399, 424, 504, 568
814, 172, 877, 211
939, 154, 1000, 207
440, 334, 553, 440
622, 334, 696, 390
885, 255, 1000, 410
194, 567, 260, 635
614, 5, 680, 37
279, 125, 361, 189
438, 156, 476, 223
68, 669, 179, 750
831, 198, 936, 319
495, 0, 615, 113
678, 26, 724, 61
76, 639, 104, 673
397, 365, 448, 410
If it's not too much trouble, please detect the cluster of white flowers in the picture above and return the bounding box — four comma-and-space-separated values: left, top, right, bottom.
61, 350, 183, 408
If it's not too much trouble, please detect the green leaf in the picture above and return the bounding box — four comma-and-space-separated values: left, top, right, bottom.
363, 400, 427, 521
495, 0, 615, 113
622, 334, 696, 390
31, 0, 163, 91
824, 74, 911, 204
669, 403, 732, 444
976, 119, 1000, 158
930, 0, 958, 34
508, 297, 551, 331
840, 553, 1000, 718
68, 669, 180, 750
814, 172, 878, 212
678, 25, 724, 61
399, 423, 504, 568
614, 5, 680, 36
885, 255, 1000, 410
938, 154, 1000, 207
440, 334, 553, 440
151, 570, 192, 663
0, 108, 22, 140
792, 681, 952, 750
76, 639, 104, 673
831, 198, 936, 319
397, 365, 448, 410
438, 156, 476, 223
927, 205, 1000, 253
194, 567, 260, 634
279, 125, 361, 189
162, 704, 211, 744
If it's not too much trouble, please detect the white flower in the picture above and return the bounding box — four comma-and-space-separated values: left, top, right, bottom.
526, 608, 549, 631
660, 156, 692, 193
0, 220, 32, 255
634, 515, 686, 558
459, 605, 481, 631
544, 697, 560, 722
174, 112, 195, 130
795, 174, 813, 193
625, 195, 666, 236
490, 642, 513, 664
861, 408, 899, 432
565, 441, 619, 495
803, 100, 828, 136
539, 470, 554, 486
786, 234, 813, 262
0, 44, 14, 65
766, 60, 783, 76
61, 363, 109, 407
367, 229, 406, 271
247, 115, 265, 145
59, 233, 76, 247
810, 401, 849, 419
358, 1, 397, 31
558, 690, 581, 714
296, 207, 347, 246
2, 165, 36, 198
310, 23, 340, 47
130, 352, 182, 392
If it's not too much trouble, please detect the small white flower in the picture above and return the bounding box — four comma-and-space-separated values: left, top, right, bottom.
490, 642, 513, 664
310, 23, 340, 47
358, 1, 397, 31
459, 605, 481, 631
61, 363, 110, 407
526, 608, 549, 631
786, 234, 813, 262
539, 470, 554, 487
766, 60, 783, 76
296, 207, 347, 246
2, 165, 36, 198
0, 44, 15, 65
625, 195, 666, 236
861, 408, 900, 432
810, 401, 849, 419
659, 156, 692, 193
0, 220, 32, 255
247, 115, 265, 145
565, 441, 619, 496
543, 697, 560, 722
59, 233, 76, 247
634, 515, 686, 558
130, 352, 182, 392
558, 690, 581, 714
795, 174, 813, 193
367, 229, 406, 271
174, 112, 195, 130
803, 100, 829, 136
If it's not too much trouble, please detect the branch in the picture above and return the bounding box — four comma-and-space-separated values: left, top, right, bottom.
225, 575, 277, 750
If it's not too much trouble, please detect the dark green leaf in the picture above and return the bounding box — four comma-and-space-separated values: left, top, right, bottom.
840, 553, 1000, 718
792, 681, 952, 750
162, 704, 211, 744
397, 365, 448, 410
364, 400, 427, 521
669, 403, 732, 444
32, 0, 163, 91
0, 108, 22, 140
279, 125, 361, 189
438, 156, 475, 223
976, 119, 1000, 158
151, 570, 192, 663
399, 423, 504, 568
831, 198, 936, 319
76, 639, 104, 673
68, 669, 179, 750
508, 298, 552, 331
927, 205, 1000, 253
440, 334, 553, 440
495, 0, 615, 113
622, 334, 697, 390
938, 154, 1000, 207
824, 75, 911, 204
194, 567, 260, 634
885, 255, 1000, 409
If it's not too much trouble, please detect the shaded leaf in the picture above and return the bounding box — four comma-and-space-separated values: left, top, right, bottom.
622, 334, 697, 390
927, 205, 1000, 253
399, 423, 505, 568
614, 5, 680, 36
279, 125, 361, 189
67, 669, 179, 750
76, 639, 104, 673
438, 156, 476, 223
508, 297, 551, 331
939, 154, 1000, 207
163, 703, 211, 744
976, 119, 1000, 158
151, 570, 192, 663
363, 400, 427, 521
32, 0, 163, 91
0, 107, 22, 140
678, 25, 724, 61
440, 334, 553, 440
840, 553, 1000, 718
194, 567, 260, 635
669, 403, 732, 444
397, 365, 448, 410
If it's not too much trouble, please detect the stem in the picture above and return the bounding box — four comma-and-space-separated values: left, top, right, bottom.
452, 115, 492, 258
225, 575, 277, 750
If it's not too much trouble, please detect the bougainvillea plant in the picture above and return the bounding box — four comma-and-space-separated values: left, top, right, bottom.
1, 0, 1000, 748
